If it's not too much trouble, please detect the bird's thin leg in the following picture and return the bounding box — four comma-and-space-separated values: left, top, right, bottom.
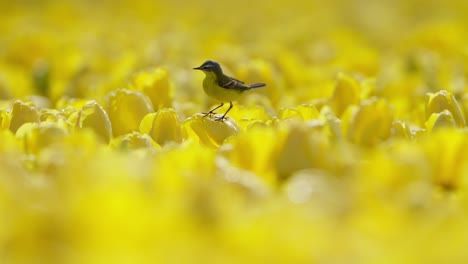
215, 101, 233, 121
203, 103, 224, 117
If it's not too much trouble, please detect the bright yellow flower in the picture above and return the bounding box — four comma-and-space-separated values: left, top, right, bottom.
329, 73, 361, 117
15, 122, 68, 155
39, 109, 66, 123
110, 131, 160, 150
182, 114, 239, 148
220, 105, 271, 130
422, 129, 468, 190
73, 101, 113, 143
426, 90, 465, 127
140, 108, 182, 145
342, 98, 393, 146
221, 126, 279, 185
275, 122, 331, 178
105, 89, 154, 136
9, 100, 40, 133
129, 68, 173, 110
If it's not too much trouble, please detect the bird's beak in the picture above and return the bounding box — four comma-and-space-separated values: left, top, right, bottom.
193, 66, 202, 70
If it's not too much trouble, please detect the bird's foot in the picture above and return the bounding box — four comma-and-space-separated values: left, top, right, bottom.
202, 111, 216, 117
214, 115, 227, 122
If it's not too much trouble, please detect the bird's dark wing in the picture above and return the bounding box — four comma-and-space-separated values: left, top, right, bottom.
218, 75, 250, 90
229, 76, 244, 84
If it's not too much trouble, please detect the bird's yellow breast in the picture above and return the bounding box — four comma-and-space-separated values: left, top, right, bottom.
202, 72, 243, 102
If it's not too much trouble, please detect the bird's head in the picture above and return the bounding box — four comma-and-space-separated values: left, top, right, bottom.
193, 60, 223, 74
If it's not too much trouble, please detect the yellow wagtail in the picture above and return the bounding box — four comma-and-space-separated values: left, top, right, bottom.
194, 60, 266, 121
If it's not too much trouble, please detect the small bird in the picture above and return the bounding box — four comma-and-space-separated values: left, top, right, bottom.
193, 60, 266, 121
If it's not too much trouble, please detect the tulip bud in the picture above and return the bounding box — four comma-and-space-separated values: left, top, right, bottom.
426, 90, 465, 127
110, 131, 160, 150
221, 126, 278, 184
422, 129, 468, 190
75, 101, 112, 143
106, 89, 154, 136
9, 100, 40, 133
342, 98, 393, 146
276, 123, 330, 178
330, 73, 360, 117
182, 114, 239, 148
140, 108, 182, 145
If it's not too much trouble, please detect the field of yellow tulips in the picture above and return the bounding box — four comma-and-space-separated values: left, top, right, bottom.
1, 0, 468, 263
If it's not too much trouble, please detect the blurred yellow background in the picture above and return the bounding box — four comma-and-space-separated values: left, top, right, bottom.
1, 0, 468, 263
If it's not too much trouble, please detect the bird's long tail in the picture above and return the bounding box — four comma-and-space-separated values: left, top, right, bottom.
248, 83, 266, 89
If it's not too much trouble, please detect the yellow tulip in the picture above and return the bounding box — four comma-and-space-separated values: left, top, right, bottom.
129, 68, 173, 110
329, 73, 360, 117
221, 105, 271, 129
39, 109, 66, 123
140, 108, 182, 145
105, 89, 154, 136
276, 122, 331, 178
426, 90, 465, 127
182, 114, 239, 148
15, 122, 68, 155
74, 101, 112, 143
149, 142, 217, 203
9, 100, 40, 133
342, 98, 393, 146
422, 129, 468, 190
110, 131, 160, 150
221, 126, 279, 184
